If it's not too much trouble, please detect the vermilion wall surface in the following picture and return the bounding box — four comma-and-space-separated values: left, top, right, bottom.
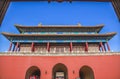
0, 55, 120, 79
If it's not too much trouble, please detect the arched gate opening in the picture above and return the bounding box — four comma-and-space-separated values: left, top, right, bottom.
79, 66, 94, 79
25, 66, 41, 79
52, 63, 68, 79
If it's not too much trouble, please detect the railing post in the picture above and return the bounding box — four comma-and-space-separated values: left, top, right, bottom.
106, 42, 110, 51
8, 42, 12, 51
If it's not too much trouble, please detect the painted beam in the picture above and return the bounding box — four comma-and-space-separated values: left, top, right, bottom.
12, 39, 107, 43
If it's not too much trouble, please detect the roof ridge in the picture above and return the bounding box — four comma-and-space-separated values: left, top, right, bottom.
14, 24, 104, 27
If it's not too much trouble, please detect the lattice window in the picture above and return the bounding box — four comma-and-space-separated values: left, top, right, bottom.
20, 44, 31, 52
88, 44, 99, 52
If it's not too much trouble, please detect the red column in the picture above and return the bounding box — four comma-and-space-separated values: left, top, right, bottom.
100, 42, 105, 51
31, 42, 34, 52
12, 44, 15, 52
106, 42, 110, 51
15, 42, 19, 51
47, 42, 50, 52
70, 42, 73, 52
85, 42, 88, 52
8, 42, 12, 51
99, 45, 101, 51
17, 43, 20, 52
18, 43, 20, 51
103, 43, 106, 51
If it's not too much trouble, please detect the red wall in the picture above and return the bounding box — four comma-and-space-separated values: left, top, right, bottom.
0, 55, 120, 79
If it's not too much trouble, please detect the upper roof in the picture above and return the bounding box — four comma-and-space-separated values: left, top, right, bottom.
15, 24, 104, 33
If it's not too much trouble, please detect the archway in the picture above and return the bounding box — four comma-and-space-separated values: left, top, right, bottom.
79, 66, 94, 79
25, 66, 41, 79
52, 63, 68, 79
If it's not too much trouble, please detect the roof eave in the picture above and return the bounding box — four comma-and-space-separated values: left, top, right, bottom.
14, 24, 22, 33
96, 24, 104, 33
13, 24, 104, 33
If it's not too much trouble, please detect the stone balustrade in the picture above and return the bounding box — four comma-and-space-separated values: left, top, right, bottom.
0, 51, 120, 56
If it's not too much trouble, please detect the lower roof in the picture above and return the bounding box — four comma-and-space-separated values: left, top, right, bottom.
2, 32, 116, 43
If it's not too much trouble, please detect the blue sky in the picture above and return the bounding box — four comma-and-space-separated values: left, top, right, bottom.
0, 2, 120, 52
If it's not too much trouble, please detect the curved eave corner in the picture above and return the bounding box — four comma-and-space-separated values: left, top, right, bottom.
14, 24, 23, 33
1, 32, 12, 41
107, 32, 117, 41
96, 24, 104, 33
